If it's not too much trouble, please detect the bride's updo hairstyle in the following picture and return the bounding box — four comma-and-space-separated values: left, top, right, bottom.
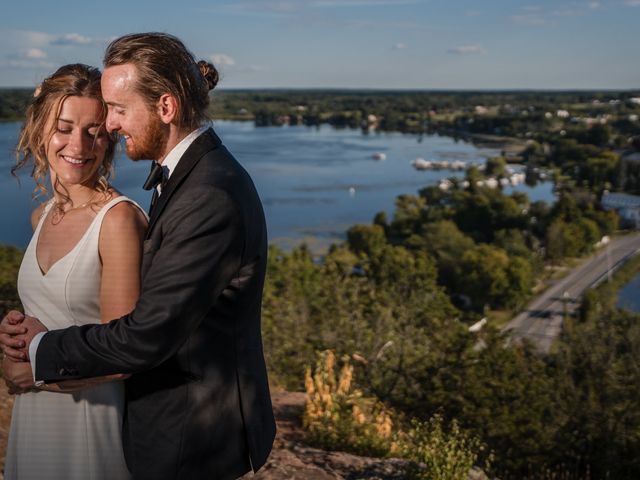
104, 32, 219, 131
13, 64, 115, 201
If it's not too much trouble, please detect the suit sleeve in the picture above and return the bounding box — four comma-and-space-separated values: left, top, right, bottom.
35, 184, 244, 382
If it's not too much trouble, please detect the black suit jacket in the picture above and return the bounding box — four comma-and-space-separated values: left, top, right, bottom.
36, 128, 276, 479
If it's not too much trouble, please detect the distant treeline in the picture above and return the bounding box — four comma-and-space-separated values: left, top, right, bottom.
0, 89, 32, 121
4, 87, 640, 127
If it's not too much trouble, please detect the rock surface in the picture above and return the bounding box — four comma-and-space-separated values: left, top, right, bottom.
250, 391, 413, 480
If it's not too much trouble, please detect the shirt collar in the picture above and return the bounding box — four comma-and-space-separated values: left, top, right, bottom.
160, 125, 209, 179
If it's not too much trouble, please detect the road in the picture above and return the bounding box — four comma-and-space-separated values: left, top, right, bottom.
503, 232, 640, 353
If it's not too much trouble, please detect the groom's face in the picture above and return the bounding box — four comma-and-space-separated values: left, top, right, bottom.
102, 64, 168, 161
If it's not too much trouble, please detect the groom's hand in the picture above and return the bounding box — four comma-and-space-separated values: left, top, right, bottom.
0, 311, 48, 361
2, 357, 34, 391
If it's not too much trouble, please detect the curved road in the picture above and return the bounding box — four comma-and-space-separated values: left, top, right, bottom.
503, 232, 640, 353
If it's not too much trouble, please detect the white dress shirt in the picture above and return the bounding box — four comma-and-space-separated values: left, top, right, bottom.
30, 125, 211, 383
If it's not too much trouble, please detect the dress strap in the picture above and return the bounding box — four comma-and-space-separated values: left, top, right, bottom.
30, 198, 56, 243
93, 196, 149, 226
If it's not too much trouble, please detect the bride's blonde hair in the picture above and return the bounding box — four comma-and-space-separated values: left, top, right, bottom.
13, 63, 116, 210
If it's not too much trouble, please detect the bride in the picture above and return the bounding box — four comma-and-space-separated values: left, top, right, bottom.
4, 64, 147, 479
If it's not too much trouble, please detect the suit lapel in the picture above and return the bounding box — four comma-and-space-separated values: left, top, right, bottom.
146, 128, 222, 237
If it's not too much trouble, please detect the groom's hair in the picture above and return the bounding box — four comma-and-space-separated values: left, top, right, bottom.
104, 32, 219, 130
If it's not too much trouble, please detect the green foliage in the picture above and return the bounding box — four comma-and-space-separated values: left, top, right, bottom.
0, 244, 23, 315
346, 224, 386, 257
414, 220, 476, 289
0, 89, 32, 120
397, 415, 493, 480
303, 350, 492, 479
577, 152, 620, 191
553, 308, 640, 479
545, 219, 583, 260
458, 244, 533, 311
458, 244, 512, 310
485, 156, 508, 178
261, 240, 457, 391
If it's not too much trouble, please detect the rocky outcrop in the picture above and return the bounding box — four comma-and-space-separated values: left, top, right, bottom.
252, 391, 489, 480
252, 391, 412, 480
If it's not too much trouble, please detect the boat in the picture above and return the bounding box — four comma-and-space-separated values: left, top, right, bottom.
412, 157, 432, 170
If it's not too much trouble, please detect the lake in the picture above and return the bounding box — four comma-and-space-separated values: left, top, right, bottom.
0, 120, 555, 252
617, 271, 640, 313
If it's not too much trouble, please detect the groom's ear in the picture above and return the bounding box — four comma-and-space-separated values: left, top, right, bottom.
156, 93, 178, 125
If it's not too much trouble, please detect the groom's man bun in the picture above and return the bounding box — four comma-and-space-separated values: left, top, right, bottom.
104, 32, 219, 130
197, 60, 219, 92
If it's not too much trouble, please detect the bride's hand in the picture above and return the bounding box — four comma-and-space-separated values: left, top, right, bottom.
0, 311, 28, 361
4, 378, 34, 395
1, 357, 34, 391
0, 312, 48, 362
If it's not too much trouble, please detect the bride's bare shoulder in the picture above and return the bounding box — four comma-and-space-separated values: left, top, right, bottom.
30, 202, 48, 230
101, 198, 148, 243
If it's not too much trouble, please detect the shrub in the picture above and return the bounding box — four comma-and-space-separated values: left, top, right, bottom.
303, 350, 492, 480
304, 350, 393, 457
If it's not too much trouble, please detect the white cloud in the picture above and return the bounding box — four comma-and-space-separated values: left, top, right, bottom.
4, 49, 53, 69
50, 33, 93, 46
209, 53, 236, 67
236, 64, 265, 72
8, 30, 98, 48
587, 1, 601, 9
624, 0, 640, 6
4, 59, 54, 69
313, 0, 419, 6
392, 42, 407, 49
25, 48, 47, 59
511, 14, 548, 25
219, 0, 420, 15
447, 44, 486, 55
14, 30, 52, 48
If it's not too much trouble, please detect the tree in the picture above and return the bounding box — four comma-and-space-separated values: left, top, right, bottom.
347, 224, 386, 258
546, 220, 582, 261
485, 156, 507, 178
458, 244, 510, 310
415, 220, 476, 290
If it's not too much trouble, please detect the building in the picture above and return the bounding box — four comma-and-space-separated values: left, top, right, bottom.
601, 191, 640, 229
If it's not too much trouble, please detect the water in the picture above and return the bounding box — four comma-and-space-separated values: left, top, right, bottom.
617, 271, 640, 313
0, 120, 555, 252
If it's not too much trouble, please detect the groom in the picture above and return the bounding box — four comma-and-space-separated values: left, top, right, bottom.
1, 33, 275, 479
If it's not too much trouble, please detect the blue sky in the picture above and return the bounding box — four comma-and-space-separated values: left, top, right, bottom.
1, 0, 638, 90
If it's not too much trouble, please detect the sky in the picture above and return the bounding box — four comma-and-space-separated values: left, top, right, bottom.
0, 0, 638, 90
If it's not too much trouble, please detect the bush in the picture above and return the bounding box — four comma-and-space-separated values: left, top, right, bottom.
396, 415, 493, 480
303, 350, 492, 479
304, 350, 394, 457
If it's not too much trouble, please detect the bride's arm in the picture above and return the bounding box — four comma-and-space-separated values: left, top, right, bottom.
98, 200, 148, 325
42, 200, 148, 393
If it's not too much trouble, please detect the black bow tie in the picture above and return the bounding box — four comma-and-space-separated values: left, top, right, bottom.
143, 162, 167, 190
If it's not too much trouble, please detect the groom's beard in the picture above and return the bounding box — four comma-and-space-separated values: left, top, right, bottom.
123, 114, 168, 161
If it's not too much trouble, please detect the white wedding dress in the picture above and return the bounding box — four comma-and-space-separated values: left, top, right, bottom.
5, 196, 144, 480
